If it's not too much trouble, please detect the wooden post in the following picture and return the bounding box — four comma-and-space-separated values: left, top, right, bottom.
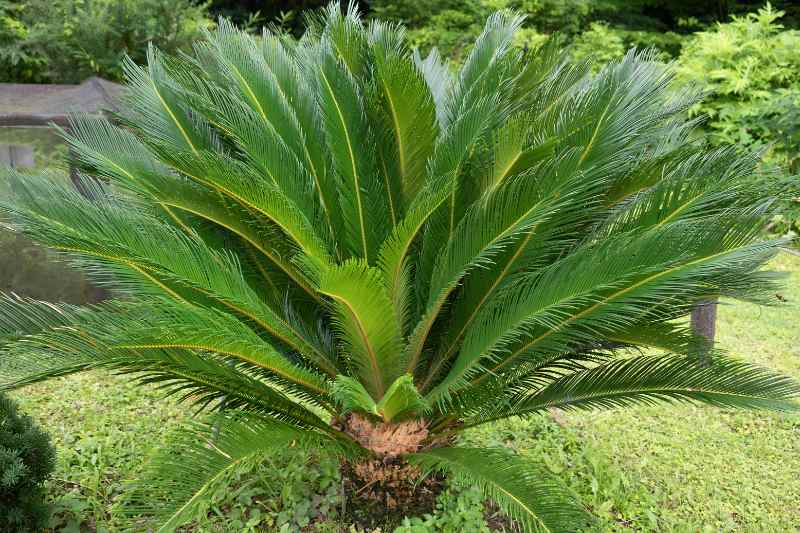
0, 144, 34, 169
691, 298, 718, 352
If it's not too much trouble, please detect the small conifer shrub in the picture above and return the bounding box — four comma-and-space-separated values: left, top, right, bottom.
0, 394, 56, 532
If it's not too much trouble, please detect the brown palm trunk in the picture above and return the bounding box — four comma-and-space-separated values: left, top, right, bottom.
691, 298, 718, 358
336, 414, 444, 527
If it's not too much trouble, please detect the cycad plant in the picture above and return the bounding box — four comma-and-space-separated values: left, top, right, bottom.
2, 4, 799, 531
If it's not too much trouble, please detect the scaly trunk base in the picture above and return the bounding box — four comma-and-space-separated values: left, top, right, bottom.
335, 414, 444, 529
340, 456, 444, 529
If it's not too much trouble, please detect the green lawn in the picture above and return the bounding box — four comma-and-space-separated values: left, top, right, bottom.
11, 252, 800, 532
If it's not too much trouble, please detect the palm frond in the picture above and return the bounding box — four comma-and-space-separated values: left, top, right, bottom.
118, 46, 216, 155
430, 221, 783, 403
409, 446, 594, 533
331, 374, 379, 416
369, 21, 438, 207
482, 354, 800, 425
375, 374, 430, 422
120, 412, 360, 532
1, 172, 337, 374
318, 260, 403, 398
311, 38, 389, 261
109, 302, 331, 398
0, 293, 86, 344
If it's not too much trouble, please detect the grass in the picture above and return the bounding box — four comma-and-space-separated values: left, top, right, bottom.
10, 251, 800, 532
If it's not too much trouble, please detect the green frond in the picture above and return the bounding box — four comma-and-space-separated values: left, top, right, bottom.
332, 370, 430, 423
412, 47, 454, 126
120, 412, 359, 532
2, 328, 327, 427
1, 173, 337, 374
145, 147, 333, 270
319, 0, 369, 79
369, 20, 438, 206
600, 146, 769, 234
312, 43, 389, 261
148, 176, 320, 302
377, 172, 456, 337
0, 293, 85, 344
0, 300, 336, 428
203, 96, 321, 221
494, 354, 800, 422
408, 447, 594, 533
119, 46, 215, 155
446, 10, 524, 127
410, 161, 596, 380
204, 19, 306, 155
318, 260, 403, 398
412, 93, 501, 311
484, 115, 530, 191
413, 12, 528, 298
108, 302, 331, 397
61, 117, 323, 302
375, 374, 429, 422
331, 374, 378, 416
430, 222, 783, 403
59, 116, 165, 195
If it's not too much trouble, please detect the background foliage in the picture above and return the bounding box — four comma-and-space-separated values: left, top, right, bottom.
0, 0, 211, 83
676, 5, 800, 170
3, 0, 800, 84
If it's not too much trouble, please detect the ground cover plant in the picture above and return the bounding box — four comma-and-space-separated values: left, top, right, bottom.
2, 3, 799, 531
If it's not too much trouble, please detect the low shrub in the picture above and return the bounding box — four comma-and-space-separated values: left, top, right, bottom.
677, 4, 800, 238
0, 393, 56, 532
677, 4, 800, 167
569, 22, 626, 66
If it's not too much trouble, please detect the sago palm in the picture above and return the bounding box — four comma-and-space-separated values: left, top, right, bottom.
2, 4, 799, 531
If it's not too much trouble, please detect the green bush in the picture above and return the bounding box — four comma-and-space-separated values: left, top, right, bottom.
394, 485, 491, 532
0, 394, 56, 532
513, 0, 594, 35
569, 22, 625, 66
677, 4, 800, 164
569, 24, 686, 67
616, 29, 685, 59
0, 0, 212, 83
677, 3, 800, 236
372, 0, 587, 60
0, 1, 48, 82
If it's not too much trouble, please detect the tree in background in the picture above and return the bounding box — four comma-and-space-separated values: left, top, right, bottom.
0, 0, 211, 83
677, 4, 800, 166
0, 1, 49, 82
